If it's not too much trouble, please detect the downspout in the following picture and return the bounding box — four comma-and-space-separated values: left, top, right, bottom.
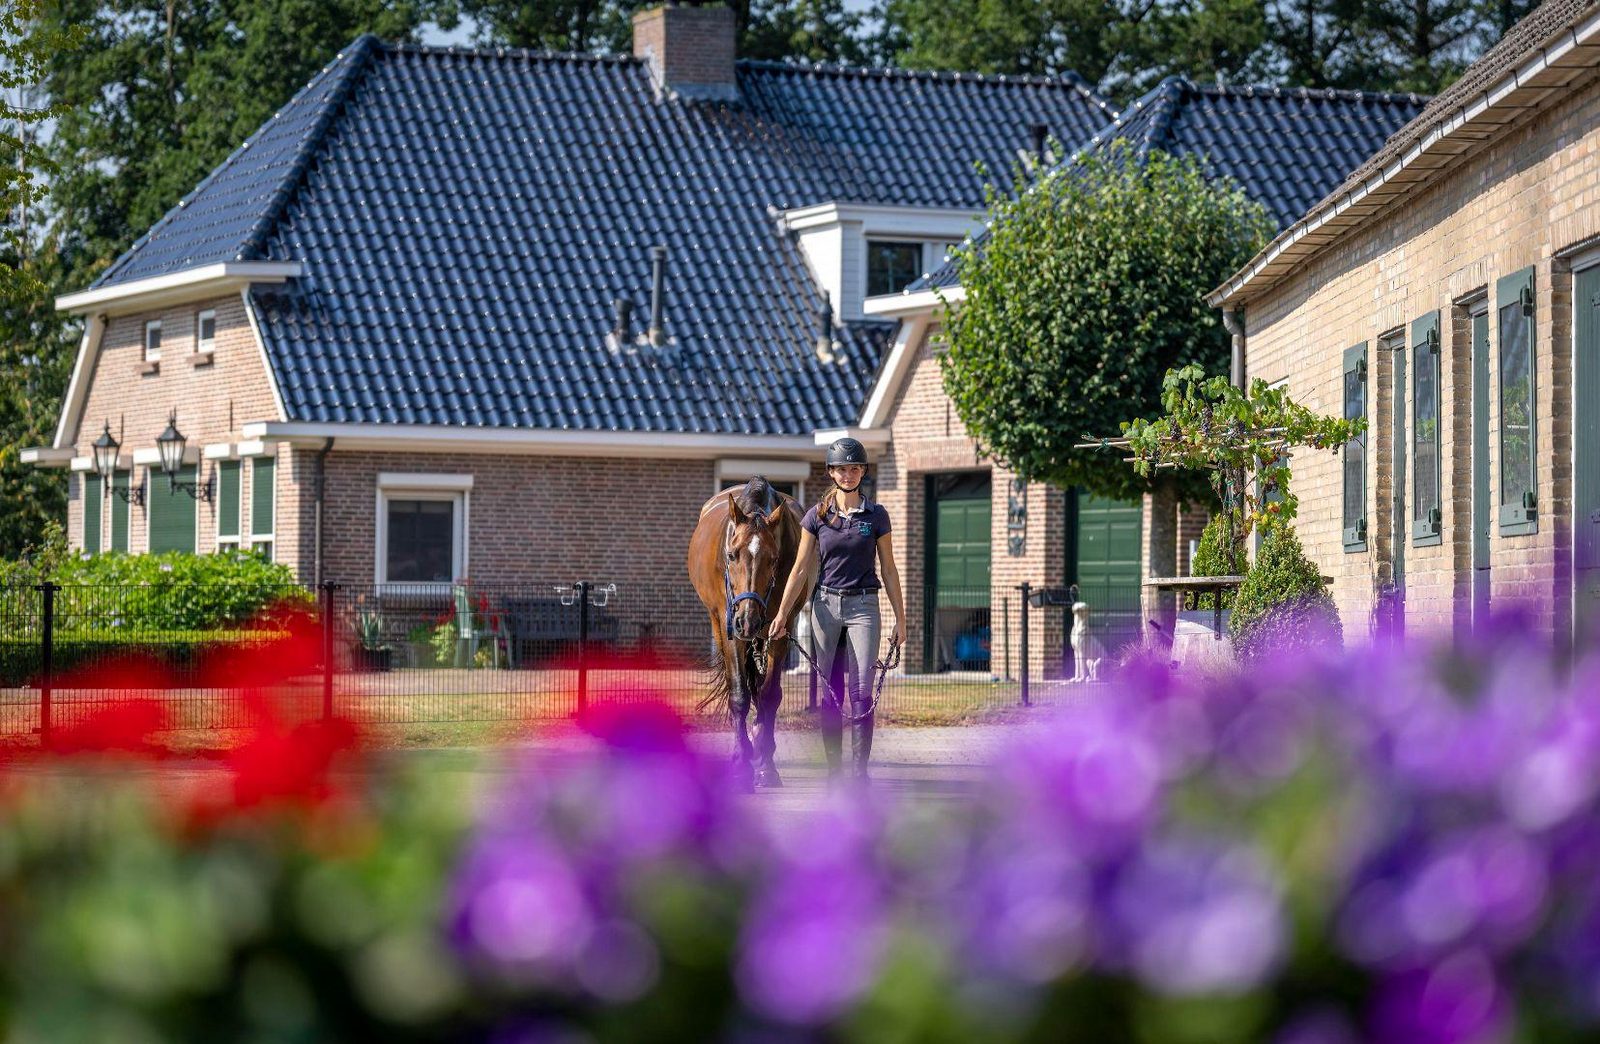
1223, 308, 1246, 389
313, 437, 334, 587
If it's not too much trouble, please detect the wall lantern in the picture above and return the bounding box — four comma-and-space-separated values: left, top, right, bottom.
156, 411, 211, 501
92, 421, 143, 505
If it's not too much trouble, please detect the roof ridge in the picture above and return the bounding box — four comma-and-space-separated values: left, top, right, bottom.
738, 58, 1116, 115
236, 34, 381, 261
91, 36, 379, 287
385, 39, 639, 64
1184, 80, 1430, 105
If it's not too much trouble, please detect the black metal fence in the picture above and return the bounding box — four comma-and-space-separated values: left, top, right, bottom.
1, 579, 1147, 739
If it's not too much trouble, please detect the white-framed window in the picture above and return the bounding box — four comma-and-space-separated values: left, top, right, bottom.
195, 309, 216, 354
249, 455, 276, 560
866, 239, 924, 298
215, 459, 242, 549
375, 474, 472, 590
714, 459, 808, 505
144, 320, 162, 362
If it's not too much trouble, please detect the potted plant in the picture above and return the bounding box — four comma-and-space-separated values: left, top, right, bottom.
351, 602, 391, 672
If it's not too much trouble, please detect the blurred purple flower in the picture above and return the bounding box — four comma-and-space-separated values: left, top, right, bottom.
1370, 950, 1508, 1044
450, 832, 595, 977
1109, 837, 1285, 995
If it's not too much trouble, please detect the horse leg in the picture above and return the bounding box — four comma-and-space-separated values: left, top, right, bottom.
727, 640, 756, 793
753, 641, 784, 789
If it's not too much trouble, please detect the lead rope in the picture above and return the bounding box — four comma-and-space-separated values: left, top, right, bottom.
785, 629, 902, 724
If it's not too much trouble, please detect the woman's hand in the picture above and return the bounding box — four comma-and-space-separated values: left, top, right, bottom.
889, 617, 904, 647
768, 616, 788, 640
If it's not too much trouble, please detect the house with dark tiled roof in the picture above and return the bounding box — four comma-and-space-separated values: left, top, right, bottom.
1206, 0, 1600, 642
854, 76, 1426, 667
28, 4, 1114, 633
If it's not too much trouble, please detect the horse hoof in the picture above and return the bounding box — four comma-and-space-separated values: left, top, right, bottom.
730, 763, 756, 794
755, 765, 784, 789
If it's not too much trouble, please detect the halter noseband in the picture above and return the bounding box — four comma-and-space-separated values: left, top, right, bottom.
724, 518, 779, 641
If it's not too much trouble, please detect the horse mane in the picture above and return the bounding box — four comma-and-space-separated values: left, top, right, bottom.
736, 476, 779, 517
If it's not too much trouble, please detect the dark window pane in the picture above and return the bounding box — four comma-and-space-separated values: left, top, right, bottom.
1499, 301, 1532, 508
1414, 343, 1438, 522
1343, 366, 1364, 535
387, 499, 454, 583
866, 241, 922, 297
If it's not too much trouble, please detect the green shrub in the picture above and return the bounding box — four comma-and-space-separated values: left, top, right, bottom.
1, 544, 311, 634
1228, 522, 1341, 660
1188, 511, 1248, 611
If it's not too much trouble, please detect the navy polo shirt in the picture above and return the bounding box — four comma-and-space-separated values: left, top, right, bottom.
802, 499, 892, 591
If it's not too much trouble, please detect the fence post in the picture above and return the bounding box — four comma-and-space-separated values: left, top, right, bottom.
1002, 595, 1011, 682
35, 580, 55, 743
320, 582, 338, 722
1018, 582, 1031, 707
575, 580, 590, 716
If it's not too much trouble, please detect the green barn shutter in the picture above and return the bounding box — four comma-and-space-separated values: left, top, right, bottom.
1411, 311, 1442, 545
148, 465, 197, 553
217, 460, 241, 540
1342, 344, 1368, 549
251, 457, 275, 538
1497, 266, 1537, 535
82, 473, 102, 554
111, 471, 131, 552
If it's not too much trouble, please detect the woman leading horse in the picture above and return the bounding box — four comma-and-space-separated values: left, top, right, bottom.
769, 438, 905, 782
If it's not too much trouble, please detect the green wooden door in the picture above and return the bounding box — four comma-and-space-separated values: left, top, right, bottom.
1072, 492, 1142, 651
82, 474, 101, 554
1576, 266, 1600, 640
148, 466, 197, 554
925, 477, 992, 671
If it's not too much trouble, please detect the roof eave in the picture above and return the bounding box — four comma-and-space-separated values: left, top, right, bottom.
862, 285, 961, 318
240, 421, 825, 458
57, 261, 303, 316
1209, 3, 1600, 308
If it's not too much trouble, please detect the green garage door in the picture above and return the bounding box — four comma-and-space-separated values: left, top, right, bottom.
1071, 492, 1142, 652
925, 473, 992, 671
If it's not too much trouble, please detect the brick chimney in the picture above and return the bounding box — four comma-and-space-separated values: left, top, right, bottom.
632, 3, 739, 103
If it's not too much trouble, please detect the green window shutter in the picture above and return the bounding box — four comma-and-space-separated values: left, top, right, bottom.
148, 465, 197, 554
217, 460, 241, 540
111, 470, 131, 552
82, 473, 102, 554
1496, 267, 1537, 535
251, 457, 276, 538
1411, 311, 1442, 546
1342, 343, 1368, 550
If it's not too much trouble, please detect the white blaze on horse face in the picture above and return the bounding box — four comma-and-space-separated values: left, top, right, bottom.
747, 534, 761, 560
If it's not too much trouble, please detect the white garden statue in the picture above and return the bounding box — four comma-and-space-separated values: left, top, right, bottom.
1070, 602, 1105, 683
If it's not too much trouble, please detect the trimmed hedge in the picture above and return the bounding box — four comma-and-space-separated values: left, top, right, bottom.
1187, 512, 1248, 611
0, 629, 295, 687
1228, 522, 1341, 661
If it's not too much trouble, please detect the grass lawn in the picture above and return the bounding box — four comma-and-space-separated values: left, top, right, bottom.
0, 666, 1096, 749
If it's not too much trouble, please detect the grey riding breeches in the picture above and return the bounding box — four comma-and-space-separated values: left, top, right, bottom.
808, 588, 883, 711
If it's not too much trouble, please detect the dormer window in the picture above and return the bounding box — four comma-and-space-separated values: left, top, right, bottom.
196, 309, 216, 353
143, 320, 162, 362
867, 240, 923, 297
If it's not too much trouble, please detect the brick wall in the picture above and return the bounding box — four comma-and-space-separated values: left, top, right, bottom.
65, 294, 282, 556
881, 321, 1071, 679
1238, 68, 1600, 642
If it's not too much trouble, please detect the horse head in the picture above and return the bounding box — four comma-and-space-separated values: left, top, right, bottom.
724, 491, 787, 642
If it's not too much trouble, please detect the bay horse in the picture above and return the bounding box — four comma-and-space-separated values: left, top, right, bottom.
687, 477, 802, 790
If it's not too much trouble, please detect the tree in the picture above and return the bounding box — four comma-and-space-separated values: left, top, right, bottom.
457, 0, 869, 65
39, 0, 437, 289
2, 0, 83, 559
937, 144, 1275, 503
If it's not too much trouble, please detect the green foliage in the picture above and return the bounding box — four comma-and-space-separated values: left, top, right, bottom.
1120, 364, 1364, 539
939, 145, 1275, 503
431, 620, 457, 666
354, 603, 387, 650
1229, 522, 1341, 660
1, 544, 311, 633
1188, 511, 1247, 611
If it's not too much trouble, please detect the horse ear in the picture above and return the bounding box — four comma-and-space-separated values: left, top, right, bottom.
764, 504, 784, 527
726, 492, 745, 523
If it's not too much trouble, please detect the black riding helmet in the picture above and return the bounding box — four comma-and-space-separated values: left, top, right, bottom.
825, 437, 869, 468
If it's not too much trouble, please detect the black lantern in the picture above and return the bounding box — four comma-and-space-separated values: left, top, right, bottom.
92, 421, 143, 505
156, 411, 211, 501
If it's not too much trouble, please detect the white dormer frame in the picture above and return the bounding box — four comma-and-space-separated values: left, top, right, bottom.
780, 203, 984, 321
